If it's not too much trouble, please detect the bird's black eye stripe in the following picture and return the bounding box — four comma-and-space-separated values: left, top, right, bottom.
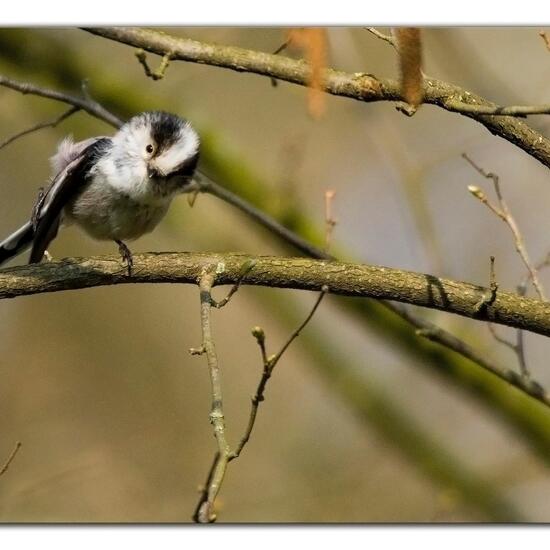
171, 152, 199, 179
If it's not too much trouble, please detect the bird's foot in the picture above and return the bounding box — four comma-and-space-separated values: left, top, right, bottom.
43, 250, 53, 263
115, 240, 133, 276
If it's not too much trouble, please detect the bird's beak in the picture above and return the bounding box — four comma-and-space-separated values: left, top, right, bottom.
147, 164, 160, 179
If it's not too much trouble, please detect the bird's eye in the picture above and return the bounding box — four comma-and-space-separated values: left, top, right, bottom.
146, 144, 154, 154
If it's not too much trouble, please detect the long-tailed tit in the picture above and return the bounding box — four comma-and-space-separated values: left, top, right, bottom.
0, 111, 200, 274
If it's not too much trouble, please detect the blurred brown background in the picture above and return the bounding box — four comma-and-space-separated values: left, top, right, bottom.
1, 27, 550, 522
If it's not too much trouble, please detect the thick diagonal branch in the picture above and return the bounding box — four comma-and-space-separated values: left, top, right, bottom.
83, 27, 550, 171
2, 252, 550, 341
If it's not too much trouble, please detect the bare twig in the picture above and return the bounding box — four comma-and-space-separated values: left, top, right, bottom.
134, 48, 172, 81
540, 30, 550, 52
195, 172, 325, 259
465, 154, 547, 378
0, 74, 123, 129
365, 27, 397, 50
192, 452, 220, 522
0, 441, 22, 477
0, 107, 79, 151
415, 312, 548, 405
473, 256, 498, 313
488, 314, 530, 380
193, 267, 231, 523
489, 251, 550, 380
192, 268, 326, 521
488, 322, 516, 351
445, 102, 550, 117
230, 288, 327, 461
464, 153, 546, 301
209, 259, 256, 309
269, 286, 327, 369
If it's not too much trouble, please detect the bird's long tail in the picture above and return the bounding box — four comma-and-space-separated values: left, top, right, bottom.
0, 222, 34, 267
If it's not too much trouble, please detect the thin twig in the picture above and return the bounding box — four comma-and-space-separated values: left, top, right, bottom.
230, 288, 327, 461
193, 282, 326, 520
0, 441, 22, 477
135, 49, 172, 81
474, 255, 498, 313
445, 101, 550, 117
269, 287, 327, 368
0, 107, 79, 151
192, 452, 220, 523
520, 250, 550, 291
194, 267, 231, 523
210, 259, 256, 309
195, 171, 325, 259
0, 74, 123, 129
488, 322, 515, 349
494, 248, 550, 379
540, 31, 550, 51
365, 27, 397, 50
465, 153, 547, 378
413, 314, 548, 404
464, 153, 546, 301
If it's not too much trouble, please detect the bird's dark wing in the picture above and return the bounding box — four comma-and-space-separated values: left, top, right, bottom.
29, 137, 112, 264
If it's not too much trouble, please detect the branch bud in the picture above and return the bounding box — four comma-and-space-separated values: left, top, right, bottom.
251, 326, 265, 344
467, 185, 485, 200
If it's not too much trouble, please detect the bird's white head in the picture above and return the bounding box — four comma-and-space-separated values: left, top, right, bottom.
109, 111, 200, 198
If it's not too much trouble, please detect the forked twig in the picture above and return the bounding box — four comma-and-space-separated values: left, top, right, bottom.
464, 153, 546, 301
135, 49, 173, 81
365, 27, 397, 50
231, 287, 327, 461
192, 269, 327, 522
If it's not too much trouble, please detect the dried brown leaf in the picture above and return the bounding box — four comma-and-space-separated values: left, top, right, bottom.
287, 28, 327, 119
395, 28, 424, 107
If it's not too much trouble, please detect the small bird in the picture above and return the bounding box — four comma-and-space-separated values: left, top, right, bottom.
0, 111, 200, 274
